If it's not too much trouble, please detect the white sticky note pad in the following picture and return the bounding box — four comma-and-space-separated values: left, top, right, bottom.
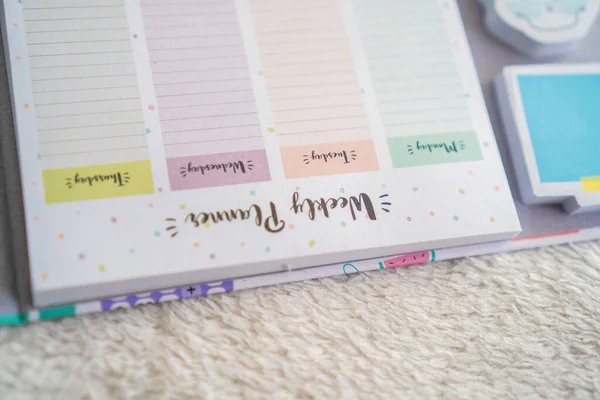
480, 0, 600, 58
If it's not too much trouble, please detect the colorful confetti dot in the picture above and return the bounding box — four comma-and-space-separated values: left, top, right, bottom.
36, 153, 41, 160
494, 186, 500, 192
257, 70, 263, 76
490, 217, 496, 222
145, 128, 151, 134
180, 204, 186, 210
148, 203, 153, 208
453, 215, 459, 221
157, 187, 163, 192
193, 242, 200, 248
339, 188, 345, 194
23, 104, 29, 109
153, 231, 160, 237
361, 88, 365, 94
469, 170, 474, 175
288, 224, 295, 230
98, 265, 105, 272
148, 105, 155, 110
429, 211, 435, 216
458, 188, 466, 195
33, 216, 39, 221
78, 254, 85, 260
464, 93, 471, 98
111, 217, 117, 223
204, 222, 210, 228
15, 55, 21, 60
12, 23, 18, 27
412, 187, 418, 192
133, 34, 138, 38
267, 127, 275, 133
240, 242, 245, 247
407, 217, 412, 222
295, 186, 300, 191
41, 273, 47, 280
265, 247, 271, 253
32, 181, 37, 187
249, 190, 256, 196
209, 254, 216, 260
341, 221, 346, 227
381, 184, 386, 188
58, 233, 64, 239
308, 240, 316, 247
484, 141, 489, 147
129, 248, 135, 254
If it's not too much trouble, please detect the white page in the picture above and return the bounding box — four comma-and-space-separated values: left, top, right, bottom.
1, 0, 519, 307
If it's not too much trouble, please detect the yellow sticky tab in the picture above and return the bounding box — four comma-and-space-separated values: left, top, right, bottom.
581, 177, 600, 193
42, 160, 154, 204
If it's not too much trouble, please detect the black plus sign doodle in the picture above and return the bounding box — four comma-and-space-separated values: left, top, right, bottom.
187, 286, 196, 295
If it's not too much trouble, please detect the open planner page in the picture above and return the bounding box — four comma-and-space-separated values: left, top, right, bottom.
1, 0, 520, 307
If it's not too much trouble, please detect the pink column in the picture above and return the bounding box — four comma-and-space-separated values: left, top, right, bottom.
140, 0, 270, 190
250, 0, 379, 178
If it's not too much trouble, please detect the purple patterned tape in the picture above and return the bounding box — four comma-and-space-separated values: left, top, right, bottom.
100, 288, 183, 311
99, 281, 235, 311
181, 280, 235, 299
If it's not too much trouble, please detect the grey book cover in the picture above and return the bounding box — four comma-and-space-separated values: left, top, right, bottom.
0, 135, 20, 319
0, 20, 31, 317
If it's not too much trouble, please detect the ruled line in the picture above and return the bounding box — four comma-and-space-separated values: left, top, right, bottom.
33, 85, 139, 94
39, 134, 146, 144
160, 112, 257, 122
164, 136, 263, 146
276, 114, 366, 125
386, 116, 471, 127
38, 121, 145, 132
32, 73, 137, 82
43, 146, 148, 157
153, 77, 249, 86
277, 126, 369, 136
36, 108, 142, 118
162, 124, 260, 134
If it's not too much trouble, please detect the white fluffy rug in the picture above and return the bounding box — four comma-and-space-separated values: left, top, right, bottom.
2, 242, 600, 399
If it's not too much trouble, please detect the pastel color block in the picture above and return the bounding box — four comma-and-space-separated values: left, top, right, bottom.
280, 140, 379, 179
167, 150, 270, 191
388, 132, 482, 168
42, 160, 154, 204
39, 305, 76, 320
378, 250, 435, 269
0, 313, 27, 325
518, 74, 600, 183
582, 177, 600, 193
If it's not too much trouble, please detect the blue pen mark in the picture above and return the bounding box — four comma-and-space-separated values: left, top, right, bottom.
342, 263, 360, 276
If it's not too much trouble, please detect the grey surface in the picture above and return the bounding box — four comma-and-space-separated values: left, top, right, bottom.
0, 17, 18, 315
458, 1, 600, 237
0, 14, 31, 312
0, 133, 19, 315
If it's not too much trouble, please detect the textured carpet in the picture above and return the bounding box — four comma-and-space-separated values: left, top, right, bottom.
2, 241, 600, 399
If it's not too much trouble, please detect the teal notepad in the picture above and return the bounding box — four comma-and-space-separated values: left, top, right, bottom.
517, 74, 600, 183
497, 64, 600, 214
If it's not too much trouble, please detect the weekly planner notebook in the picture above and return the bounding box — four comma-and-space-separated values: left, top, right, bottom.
0, 0, 521, 310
